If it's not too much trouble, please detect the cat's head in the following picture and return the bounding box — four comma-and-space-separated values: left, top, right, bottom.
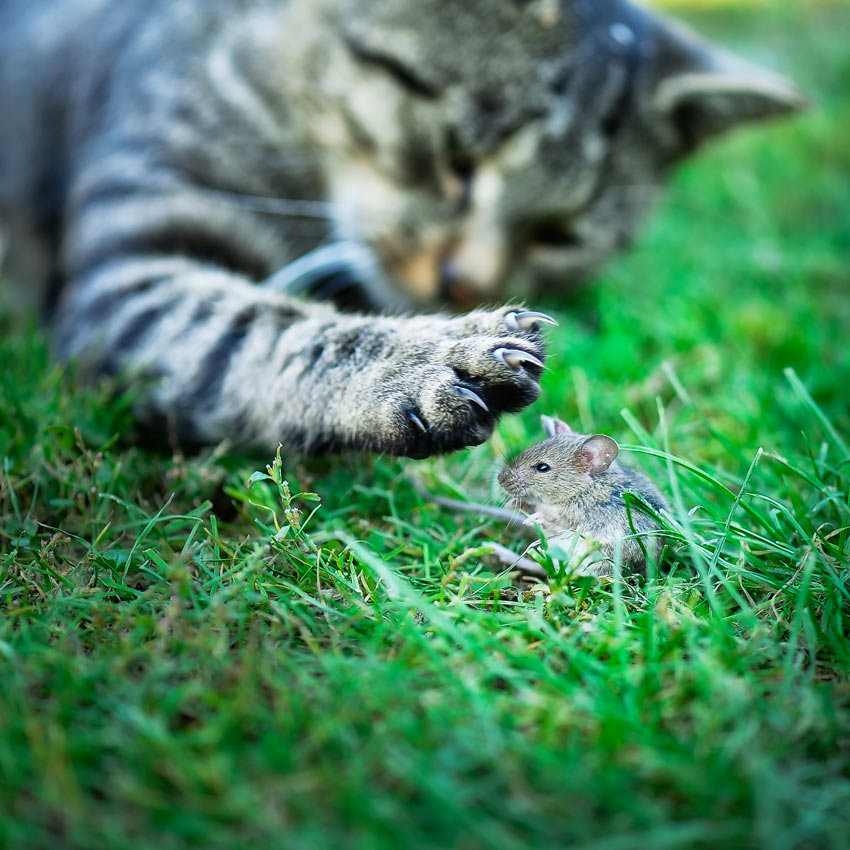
287, 0, 804, 307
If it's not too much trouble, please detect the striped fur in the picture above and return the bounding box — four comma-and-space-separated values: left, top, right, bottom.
0, 0, 801, 455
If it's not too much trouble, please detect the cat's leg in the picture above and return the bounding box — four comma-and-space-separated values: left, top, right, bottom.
54, 255, 548, 456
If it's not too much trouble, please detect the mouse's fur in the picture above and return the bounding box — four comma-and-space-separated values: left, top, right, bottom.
498, 416, 668, 573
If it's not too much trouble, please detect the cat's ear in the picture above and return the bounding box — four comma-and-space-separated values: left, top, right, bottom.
655, 68, 806, 147
652, 21, 806, 148
579, 435, 618, 477
541, 415, 571, 438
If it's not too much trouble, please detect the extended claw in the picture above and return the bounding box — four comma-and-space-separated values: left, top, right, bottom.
408, 411, 427, 432
504, 310, 559, 333
454, 385, 489, 412
493, 347, 545, 372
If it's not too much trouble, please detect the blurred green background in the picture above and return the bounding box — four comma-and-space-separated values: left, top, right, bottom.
1, 1, 849, 848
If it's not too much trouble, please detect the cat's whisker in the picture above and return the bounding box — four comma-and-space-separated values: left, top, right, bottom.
195, 187, 399, 229
196, 187, 344, 220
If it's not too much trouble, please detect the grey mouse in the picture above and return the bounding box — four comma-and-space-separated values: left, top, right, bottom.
498, 416, 669, 575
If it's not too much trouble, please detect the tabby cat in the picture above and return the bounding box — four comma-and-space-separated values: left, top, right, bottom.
0, 0, 801, 457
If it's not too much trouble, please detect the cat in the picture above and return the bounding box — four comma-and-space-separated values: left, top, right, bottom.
0, 0, 802, 457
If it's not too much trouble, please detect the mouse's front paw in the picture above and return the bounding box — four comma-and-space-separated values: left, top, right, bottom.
393, 306, 552, 457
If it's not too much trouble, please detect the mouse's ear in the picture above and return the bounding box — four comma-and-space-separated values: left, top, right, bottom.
541, 415, 571, 438
580, 435, 619, 476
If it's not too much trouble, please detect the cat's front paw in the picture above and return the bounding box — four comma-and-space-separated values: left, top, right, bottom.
393, 307, 553, 457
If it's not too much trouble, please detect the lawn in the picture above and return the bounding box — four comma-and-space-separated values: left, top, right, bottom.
1, 2, 849, 848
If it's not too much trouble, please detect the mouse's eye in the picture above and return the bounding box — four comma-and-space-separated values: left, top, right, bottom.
534, 462, 551, 473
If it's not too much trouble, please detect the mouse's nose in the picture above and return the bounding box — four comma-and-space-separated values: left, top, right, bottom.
498, 466, 524, 493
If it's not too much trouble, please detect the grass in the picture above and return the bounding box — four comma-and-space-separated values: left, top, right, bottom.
1, 2, 849, 848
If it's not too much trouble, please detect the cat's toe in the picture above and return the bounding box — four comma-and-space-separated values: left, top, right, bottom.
399, 386, 492, 458
503, 310, 558, 333
380, 307, 553, 457
453, 385, 489, 411
407, 409, 428, 433
492, 347, 545, 372
443, 335, 545, 411
451, 305, 556, 340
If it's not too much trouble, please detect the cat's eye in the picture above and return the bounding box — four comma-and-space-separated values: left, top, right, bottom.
534, 462, 551, 473
345, 40, 439, 99
601, 107, 626, 141
527, 218, 581, 250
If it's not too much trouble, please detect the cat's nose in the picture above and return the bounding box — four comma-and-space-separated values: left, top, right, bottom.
439, 228, 507, 306
439, 256, 503, 308
439, 262, 485, 308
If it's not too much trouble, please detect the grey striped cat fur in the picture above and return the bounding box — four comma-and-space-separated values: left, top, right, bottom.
0, 0, 801, 456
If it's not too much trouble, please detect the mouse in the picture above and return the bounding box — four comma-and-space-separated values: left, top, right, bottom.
497, 415, 669, 575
